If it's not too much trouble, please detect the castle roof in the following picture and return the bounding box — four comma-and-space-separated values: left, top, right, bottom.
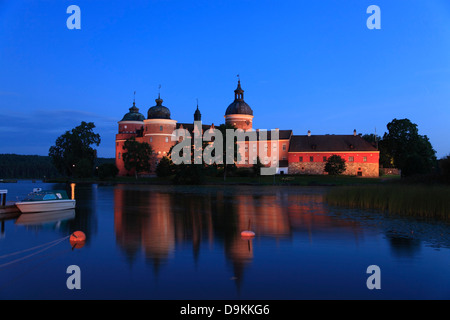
148, 95, 171, 119
256, 129, 292, 141
120, 102, 145, 121
288, 134, 378, 152
225, 80, 253, 116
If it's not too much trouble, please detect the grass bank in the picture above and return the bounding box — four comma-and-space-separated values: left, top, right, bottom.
325, 184, 450, 221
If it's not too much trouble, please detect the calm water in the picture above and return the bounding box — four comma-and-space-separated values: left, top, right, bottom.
0, 180, 448, 300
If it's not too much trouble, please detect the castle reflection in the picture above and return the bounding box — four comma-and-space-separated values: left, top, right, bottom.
113, 186, 364, 282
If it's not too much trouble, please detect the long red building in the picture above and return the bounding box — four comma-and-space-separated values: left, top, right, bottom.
115, 81, 379, 177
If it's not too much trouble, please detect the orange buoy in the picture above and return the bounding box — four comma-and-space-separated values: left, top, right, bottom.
241, 230, 255, 238
70, 231, 86, 249
241, 219, 255, 238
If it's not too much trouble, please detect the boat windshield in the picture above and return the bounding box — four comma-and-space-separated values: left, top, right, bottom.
23, 190, 69, 202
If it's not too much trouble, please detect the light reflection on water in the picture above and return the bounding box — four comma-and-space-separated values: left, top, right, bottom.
0, 180, 449, 299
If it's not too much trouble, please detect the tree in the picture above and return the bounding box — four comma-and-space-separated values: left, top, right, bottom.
438, 155, 450, 181
252, 156, 265, 176
122, 137, 153, 179
324, 155, 346, 175
49, 121, 101, 177
214, 123, 240, 181
361, 133, 380, 148
97, 163, 119, 180
156, 156, 174, 177
382, 118, 436, 177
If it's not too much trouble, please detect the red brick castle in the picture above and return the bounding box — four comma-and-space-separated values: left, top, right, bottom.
115, 81, 379, 177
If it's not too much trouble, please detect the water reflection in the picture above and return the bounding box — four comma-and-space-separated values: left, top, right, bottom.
112, 186, 365, 281
1, 182, 448, 299
15, 209, 75, 226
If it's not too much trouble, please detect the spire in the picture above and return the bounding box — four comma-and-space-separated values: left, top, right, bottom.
234, 77, 244, 101
130, 91, 139, 112
155, 84, 163, 106
194, 98, 201, 121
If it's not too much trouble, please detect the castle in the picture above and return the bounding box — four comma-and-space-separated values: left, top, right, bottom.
115, 81, 379, 177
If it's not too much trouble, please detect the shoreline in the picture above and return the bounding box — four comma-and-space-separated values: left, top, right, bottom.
40, 174, 390, 187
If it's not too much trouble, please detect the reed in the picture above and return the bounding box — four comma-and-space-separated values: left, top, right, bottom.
325, 184, 450, 221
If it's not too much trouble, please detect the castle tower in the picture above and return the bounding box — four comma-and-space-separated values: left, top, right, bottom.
224, 80, 254, 131
116, 100, 145, 176
144, 94, 177, 164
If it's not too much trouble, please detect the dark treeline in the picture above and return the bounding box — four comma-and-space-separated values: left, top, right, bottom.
0, 154, 114, 179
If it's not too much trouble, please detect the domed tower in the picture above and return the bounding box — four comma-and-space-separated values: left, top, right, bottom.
225, 80, 254, 131
144, 94, 177, 162
116, 100, 145, 176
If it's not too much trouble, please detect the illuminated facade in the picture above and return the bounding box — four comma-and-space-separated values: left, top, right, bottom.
115, 81, 379, 177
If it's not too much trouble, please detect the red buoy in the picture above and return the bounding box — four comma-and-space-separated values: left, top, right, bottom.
70, 231, 86, 249
241, 230, 255, 238
241, 219, 255, 238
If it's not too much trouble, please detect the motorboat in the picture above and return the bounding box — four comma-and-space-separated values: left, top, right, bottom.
15, 189, 76, 213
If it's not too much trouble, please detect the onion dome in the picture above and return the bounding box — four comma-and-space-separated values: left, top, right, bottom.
225, 80, 253, 116
121, 102, 145, 121
147, 95, 171, 119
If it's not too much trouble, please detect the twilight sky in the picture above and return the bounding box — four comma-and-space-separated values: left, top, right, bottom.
1, 0, 450, 158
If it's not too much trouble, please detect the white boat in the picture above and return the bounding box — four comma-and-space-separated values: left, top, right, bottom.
15, 190, 76, 213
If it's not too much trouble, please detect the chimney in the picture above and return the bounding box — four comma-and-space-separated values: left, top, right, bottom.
353, 129, 357, 136
308, 130, 311, 137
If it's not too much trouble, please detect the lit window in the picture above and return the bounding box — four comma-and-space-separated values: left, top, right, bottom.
165, 137, 169, 142
349, 156, 354, 162
363, 156, 367, 162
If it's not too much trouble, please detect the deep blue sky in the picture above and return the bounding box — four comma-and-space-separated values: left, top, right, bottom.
1, 0, 449, 158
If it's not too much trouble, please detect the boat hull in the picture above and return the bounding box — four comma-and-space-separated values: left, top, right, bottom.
15, 199, 76, 213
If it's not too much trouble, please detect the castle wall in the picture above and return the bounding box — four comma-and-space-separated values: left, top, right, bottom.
288, 151, 379, 177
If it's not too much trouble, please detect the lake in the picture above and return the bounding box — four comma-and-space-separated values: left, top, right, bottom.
0, 180, 448, 300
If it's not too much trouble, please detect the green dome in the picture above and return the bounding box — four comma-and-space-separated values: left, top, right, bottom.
121, 102, 145, 121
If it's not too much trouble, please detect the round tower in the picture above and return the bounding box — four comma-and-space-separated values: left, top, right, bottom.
144, 94, 177, 161
224, 80, 254, 131
116, 100, 145, 176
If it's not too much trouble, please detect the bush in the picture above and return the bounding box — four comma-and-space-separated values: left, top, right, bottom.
324, 155, 346, 175
156, 156, 174, 177
97, 163, 119, 180
73, 158, 94, 178
439, 155, 450, 177
172, 164, 205, 185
